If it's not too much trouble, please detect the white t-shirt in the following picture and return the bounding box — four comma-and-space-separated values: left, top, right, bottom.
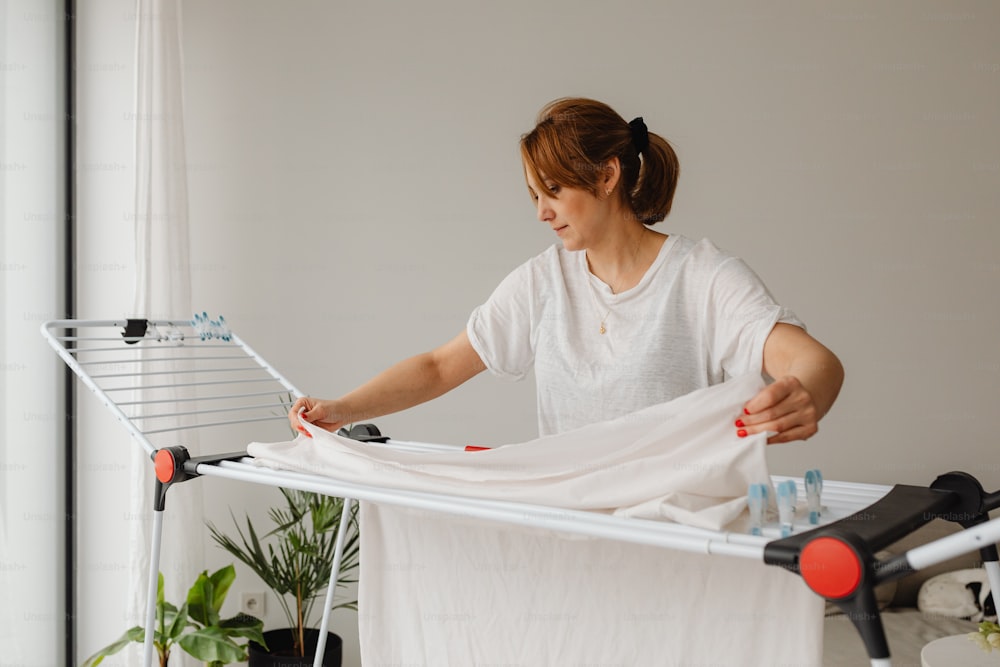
467, 233, 804, 436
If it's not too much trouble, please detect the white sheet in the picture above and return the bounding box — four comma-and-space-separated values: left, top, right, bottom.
247, 374, 824, 664
250, 374, 774, 530
359, 504, 822, 666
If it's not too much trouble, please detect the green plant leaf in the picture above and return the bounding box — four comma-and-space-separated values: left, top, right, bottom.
163, 602, 189, 641
79, 626, 144, 667
220, 613, 268, 647
184, 564, 237, 624
177, 626, 247, 662
186, 570, 219, 627
208, 563, 236, 612
156, 571, 166, 637
288, 531, 304, 551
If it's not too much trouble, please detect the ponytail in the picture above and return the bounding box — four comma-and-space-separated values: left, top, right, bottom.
630, 131, 680, 224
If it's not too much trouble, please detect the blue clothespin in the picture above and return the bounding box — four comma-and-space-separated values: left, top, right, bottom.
777, 480, 797, 537
805, 469, 823, 525
192, 312, 209, 340
748, 483, 768, 536
192, 312, 230, 341
207, 315, 229, 342
215, 315, 230, 341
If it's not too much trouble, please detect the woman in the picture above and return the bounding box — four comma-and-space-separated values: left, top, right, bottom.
291, 97, 843, 444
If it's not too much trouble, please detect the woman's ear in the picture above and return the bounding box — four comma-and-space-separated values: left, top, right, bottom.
601, 157, 622, 196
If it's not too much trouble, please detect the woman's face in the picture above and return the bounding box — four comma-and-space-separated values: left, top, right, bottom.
524, 167, 611, 252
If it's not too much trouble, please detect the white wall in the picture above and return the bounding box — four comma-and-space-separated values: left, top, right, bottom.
1, 1, 66, 664
74, 1, 1000, 665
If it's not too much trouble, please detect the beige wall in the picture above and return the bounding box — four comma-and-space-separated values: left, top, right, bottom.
179, 0, 1000, 485
75, 1, 1000, 664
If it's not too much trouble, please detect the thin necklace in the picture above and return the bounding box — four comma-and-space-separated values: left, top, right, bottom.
587, 286, 613, 335
586, 233, 644, 335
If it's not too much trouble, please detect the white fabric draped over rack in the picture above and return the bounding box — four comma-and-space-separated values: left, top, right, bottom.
249, 374, 825, 664
253, 374, 774, 530
127, 2, 199, 664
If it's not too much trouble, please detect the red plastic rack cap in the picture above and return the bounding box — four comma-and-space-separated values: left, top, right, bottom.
154, 449, 176, 484
799, 536, 863, 599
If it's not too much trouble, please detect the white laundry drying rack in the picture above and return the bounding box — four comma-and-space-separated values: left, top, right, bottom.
43, 318, 1000, 667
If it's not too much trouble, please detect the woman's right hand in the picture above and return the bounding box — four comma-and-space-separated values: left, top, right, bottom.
288, 397, 348, 437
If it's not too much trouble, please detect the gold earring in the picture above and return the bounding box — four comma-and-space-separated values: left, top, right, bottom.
606, 188, 612, 196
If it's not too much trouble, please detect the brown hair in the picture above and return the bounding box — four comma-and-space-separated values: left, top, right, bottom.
520, 97, 680, 224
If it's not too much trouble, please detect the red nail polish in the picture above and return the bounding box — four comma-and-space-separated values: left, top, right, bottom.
735, 419, 745, 428
737, 429, 748, 438
743, 408, 751, 415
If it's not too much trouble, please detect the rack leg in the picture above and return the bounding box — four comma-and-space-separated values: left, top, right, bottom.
835, 583, 891, 665
143, 509, 164, 667
963, 512, 999, 617
313, 497, 354, 667
985, 559, 1000, 615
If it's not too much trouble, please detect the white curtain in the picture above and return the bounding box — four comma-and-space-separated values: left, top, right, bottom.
127, 1, 201, 664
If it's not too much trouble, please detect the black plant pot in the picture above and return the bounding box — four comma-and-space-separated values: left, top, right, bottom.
248, 628, 342, 667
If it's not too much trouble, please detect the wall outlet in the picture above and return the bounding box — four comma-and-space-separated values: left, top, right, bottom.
240, 591, 266, 616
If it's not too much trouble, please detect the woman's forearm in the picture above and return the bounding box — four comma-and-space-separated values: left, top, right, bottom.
333, 351, 458, 425
762, 323, 844, 418
745, 323, 844, 444
292, 330, 486, 433
784, 345, 844, 421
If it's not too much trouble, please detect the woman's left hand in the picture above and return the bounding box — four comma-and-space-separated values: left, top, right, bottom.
736, 375, 819, 445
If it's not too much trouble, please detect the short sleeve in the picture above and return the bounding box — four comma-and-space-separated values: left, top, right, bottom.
466, 261, 536, 381
705, 257, 804, 379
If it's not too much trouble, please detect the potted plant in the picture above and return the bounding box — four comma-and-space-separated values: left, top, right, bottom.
208, 488, 360, 666
82, 564, 266, 666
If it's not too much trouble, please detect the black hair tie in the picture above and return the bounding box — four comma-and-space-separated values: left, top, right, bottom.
629, 117, 649, 154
